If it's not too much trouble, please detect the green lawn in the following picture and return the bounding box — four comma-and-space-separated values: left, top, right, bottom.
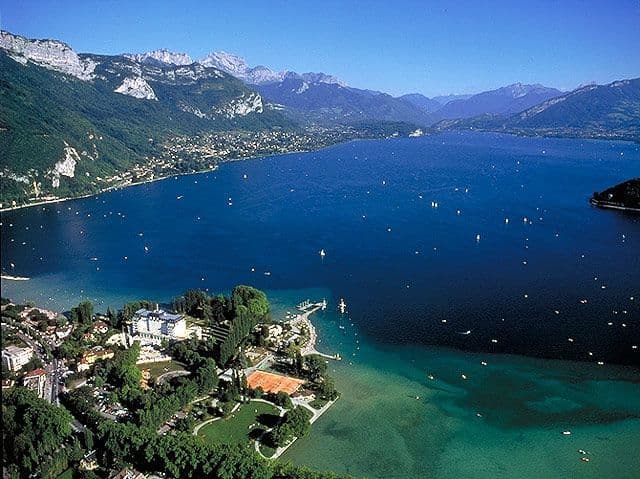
137, 360, 186, 380
259, 443, 277, 458
197, 400, 280, 446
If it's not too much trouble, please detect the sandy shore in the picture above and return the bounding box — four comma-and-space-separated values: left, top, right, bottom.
289, 303, 339, 360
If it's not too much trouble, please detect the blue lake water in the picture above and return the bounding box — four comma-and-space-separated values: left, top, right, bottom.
2, 131, 640, 477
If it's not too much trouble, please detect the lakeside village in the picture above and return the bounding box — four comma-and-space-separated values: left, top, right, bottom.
1, 286, 343, 479
3, 123, 421, 210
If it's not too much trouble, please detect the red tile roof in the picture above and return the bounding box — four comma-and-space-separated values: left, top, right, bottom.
24, 368, 47, 378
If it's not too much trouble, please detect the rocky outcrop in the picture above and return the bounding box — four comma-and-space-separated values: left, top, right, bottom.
124, 49, 193, 66
1, 30, 97, 81
217, 93, 264, 118
48, 142, 81, 188
114, 76, 158, 100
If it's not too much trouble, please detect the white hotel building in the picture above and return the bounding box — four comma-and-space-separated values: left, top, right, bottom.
2, 345, 34, 372
129, 307, 187, 344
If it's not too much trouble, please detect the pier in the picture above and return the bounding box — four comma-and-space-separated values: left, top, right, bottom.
290, 300, 340, 361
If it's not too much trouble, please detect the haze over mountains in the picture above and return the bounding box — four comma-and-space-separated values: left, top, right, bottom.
1, 30, 639, 208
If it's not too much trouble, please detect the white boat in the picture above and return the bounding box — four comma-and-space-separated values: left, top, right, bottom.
338, 298, 347, 314
319, 248, 326, 258
1, 275, 30, 281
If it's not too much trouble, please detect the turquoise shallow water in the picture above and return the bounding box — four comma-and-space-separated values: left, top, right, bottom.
274, 288, 640, 478
1, 132, 639, 477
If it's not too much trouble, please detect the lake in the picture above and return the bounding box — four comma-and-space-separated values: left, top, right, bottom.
2, 131, 639, 477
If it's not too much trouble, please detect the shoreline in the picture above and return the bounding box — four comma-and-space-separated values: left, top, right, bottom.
289, 302, 340, 360
4, 130, 635, 214
0, 139, 362, 214
590, 199, 640, 212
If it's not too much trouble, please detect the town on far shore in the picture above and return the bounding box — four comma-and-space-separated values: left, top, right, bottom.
2, 286, 341, 479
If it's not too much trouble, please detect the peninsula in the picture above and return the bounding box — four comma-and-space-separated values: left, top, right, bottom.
1, 287, 344, 479
590, 178, 640, 212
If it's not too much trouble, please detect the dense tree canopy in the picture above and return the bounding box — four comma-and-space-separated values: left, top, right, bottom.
2, 388, 75, 477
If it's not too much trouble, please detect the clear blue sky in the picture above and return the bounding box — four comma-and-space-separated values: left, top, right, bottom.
2, 0, 639, 97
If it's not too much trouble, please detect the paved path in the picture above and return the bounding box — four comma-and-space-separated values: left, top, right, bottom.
156, 369, 191, 384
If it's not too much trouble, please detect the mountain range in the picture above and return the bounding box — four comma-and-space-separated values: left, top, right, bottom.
436, 78, 640, 141
1, 30, 639, 209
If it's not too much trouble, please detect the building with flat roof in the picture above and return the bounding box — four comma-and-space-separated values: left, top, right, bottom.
23, 368, 47, 399
129, 307, 187, 344
2, 345, 34, 372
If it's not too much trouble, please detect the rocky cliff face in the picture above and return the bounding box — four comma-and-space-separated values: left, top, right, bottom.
217, 92, 264, 118
0, 30, 97, 80
114, 76, 158, 100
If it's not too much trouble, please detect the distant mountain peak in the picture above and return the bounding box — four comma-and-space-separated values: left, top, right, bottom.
199, 50, 346, 87
124, 49, 193, 66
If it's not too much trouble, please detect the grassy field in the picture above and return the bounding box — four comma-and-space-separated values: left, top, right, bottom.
136, 360, 186, 380
259, 442, 277, 458
197, 400, 280, 446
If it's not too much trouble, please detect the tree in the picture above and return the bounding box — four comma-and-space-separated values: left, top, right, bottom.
268, 407, 312, 448
250, 386, 264, 399
195, 358, 219, 393
304, 355, 327, 382
106, 307, 118, 328
2, 388, 73, 476
274, 391, 293, 409
317, 376, 339, 401
71, 301, 94, 324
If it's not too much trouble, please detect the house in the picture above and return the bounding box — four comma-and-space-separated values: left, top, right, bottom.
129, 307, 187, 343
267, 324, 283, 338
218, 368, 236, 382
93, 321, 109, 334
23, 368, 47, 398
18, 307, 58, 321
1, 378, 15, 390
55, 324, 73, 339
82, 332, 96, 342
79, 450, 98, 471
76, 358, 90, 372
82, 346, 115, 365
2, 345, 34, 372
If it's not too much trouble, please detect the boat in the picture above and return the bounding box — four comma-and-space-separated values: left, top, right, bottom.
319, 248, 326, 258
1, 275, 30, 281
562, 431, 572, 435
338, 298, 347, 314
297, 299, 311, 310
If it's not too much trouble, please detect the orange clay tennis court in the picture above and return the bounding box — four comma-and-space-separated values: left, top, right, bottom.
247, 370, 305, 395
